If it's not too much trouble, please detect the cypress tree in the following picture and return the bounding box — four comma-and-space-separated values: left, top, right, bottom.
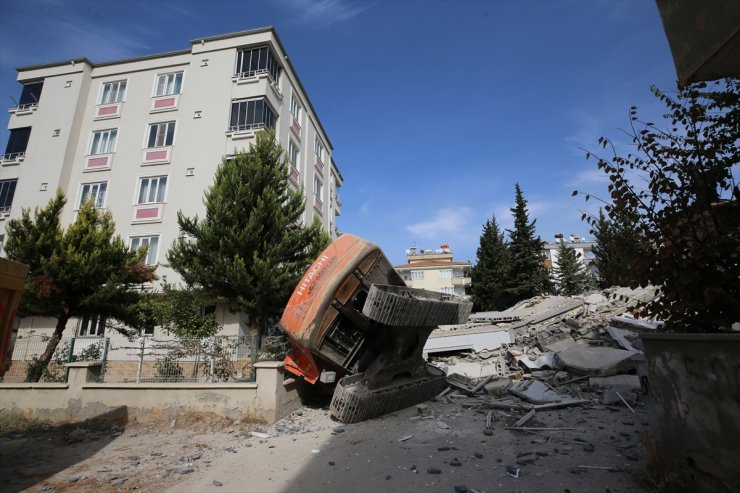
5, 191, 156, 382
553, 240, 594, 295
470, 214, 512, 311
167, 131, 328, 341
591, 209, 644, 288
504, 184, 551, 302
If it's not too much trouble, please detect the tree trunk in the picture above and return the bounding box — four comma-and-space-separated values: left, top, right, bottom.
27, 313, 69, 383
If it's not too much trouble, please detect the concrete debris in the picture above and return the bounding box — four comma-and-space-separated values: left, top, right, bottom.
555, 347, 635, 376
484, 378, 512, 396
514, 351, 560, 371
605, 326, 642, 353
588, 375, 641, 391
509, 380, 580, 405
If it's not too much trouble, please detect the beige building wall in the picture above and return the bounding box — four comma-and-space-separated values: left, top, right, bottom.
2, 27, 343, 340
394, 246, 472, 297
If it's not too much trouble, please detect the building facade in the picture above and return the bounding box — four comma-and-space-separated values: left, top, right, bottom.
394, 245, 472, 297
542, 234, 596, 276
1, 27, 342, 339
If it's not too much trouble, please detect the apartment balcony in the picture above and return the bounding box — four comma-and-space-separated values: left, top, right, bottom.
452, 277, 471, 287
1, 152, 25, 166
8, 103, 38, 116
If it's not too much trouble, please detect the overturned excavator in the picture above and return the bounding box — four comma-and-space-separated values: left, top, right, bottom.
280, 234, 472, 423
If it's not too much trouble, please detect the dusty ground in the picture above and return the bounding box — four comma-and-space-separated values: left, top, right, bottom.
1, 395, 661, 493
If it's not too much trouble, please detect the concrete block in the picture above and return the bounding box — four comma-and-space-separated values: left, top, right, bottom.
555, 346, 635, 376
589, 374, 641, 391
484, 378, 511, 396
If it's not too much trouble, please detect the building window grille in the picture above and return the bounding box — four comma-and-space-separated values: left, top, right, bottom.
154, 72, 183, 97
90, 129, 118, 154
0, 179, 18, 214
235, 46, 281, 83
100, 80, 127, 104
147, 121, 175, 147
130, 235, 160, 265
79, 181, 107, 209
138, 176, 167, 204
229, 98, 276, 132
3, 127, 31, 160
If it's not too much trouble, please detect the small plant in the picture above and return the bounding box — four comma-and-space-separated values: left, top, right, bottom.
154, 354, 184, 382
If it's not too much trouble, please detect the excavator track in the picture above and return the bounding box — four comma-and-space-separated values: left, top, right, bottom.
330, 365, 446, 424
362, 285, 473, 326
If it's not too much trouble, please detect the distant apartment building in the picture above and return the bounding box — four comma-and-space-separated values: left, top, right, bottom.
1, 27, 342, 339
542, 234, 596, 275
394, 245, 472, 297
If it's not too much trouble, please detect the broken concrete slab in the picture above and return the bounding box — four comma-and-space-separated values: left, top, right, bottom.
589, 374, 641, 391
602, 385, 637, 406
484, 378, 512, 396
424, 325, 513, 356
610, 315, 663, 331
605, 325, 642, 353
514, 352, 561, 371
538, 333, 577, 353
508, 380, 581, 405
555, 346, 635, 376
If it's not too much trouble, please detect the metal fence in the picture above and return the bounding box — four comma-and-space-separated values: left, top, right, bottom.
3, 335, 259, 384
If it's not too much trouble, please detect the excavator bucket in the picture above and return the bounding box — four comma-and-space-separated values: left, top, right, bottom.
280, 234, 472, 423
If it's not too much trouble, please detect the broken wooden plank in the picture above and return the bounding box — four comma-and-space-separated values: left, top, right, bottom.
513, 409, 535, 427
532, 399, 589, 411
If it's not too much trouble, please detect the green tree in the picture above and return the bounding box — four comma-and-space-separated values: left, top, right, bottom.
577, 79, 739, 331
504, 184, 551, 302
167, 131, 329, 341
552, 241, 594, 295
590, 209, 644, 288
134, 283, 221, 338
5, 191, 157, 381
470, 214, 512, 310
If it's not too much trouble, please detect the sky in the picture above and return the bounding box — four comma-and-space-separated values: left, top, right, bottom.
0, 0, 679, 265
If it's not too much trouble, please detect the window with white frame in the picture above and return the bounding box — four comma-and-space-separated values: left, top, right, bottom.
314, 176, 323, 199
79, 181, 107, 208
411, 270, 425, 281
288, 140, 299, 170
229, 98, 276, 132
314, 137, 324, 163
130, 235, 160, 265
147, 121, 175, 148
0, 179, 18, 214
438, 269, 453, 279
137, 176, 168, 204
78, 314, 106, 337
90, 129, 117, 155
440, 286, 454, 295
235, 46, 281, 83
290, 94, 302, 121
154, 71, 183, 97
100, 80, 127, 104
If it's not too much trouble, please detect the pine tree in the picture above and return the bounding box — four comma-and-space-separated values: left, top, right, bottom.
553, 240, 594, 295
5, 191, 156, 382
167, 131, 328, 341
504, 184, 551, 302
590, 209, 644, 288
470, 214, 512, 311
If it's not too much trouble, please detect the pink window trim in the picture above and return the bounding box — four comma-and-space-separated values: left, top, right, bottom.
97, 105, 118, 116
153, 97, 176, 109
135, 207, 160, 219
145, 150, 168, 161
315, 161, 324, 176
87, 156, 109, 168
289, 168, 299, 185
291, 120, 302, 137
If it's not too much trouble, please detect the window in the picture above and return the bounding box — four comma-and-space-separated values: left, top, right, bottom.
288, 140, 299, 170
290, 94, 302, 121
229, 98, 276, 132
78, 314, 106, 337
130, 235, 159, 265
137, 176, 167, 204
235, 46, 281, 83
3, 127, 31, 159
90, 129, 117, 154
18, 81, 43, 108
411, 271, 425, 281
100, 80, 127, 104
438, 269, 453, 279
0, 179, 18, 213
79, 181, 107, 208
147, 121, 175, 147
154, 72, 183, 97
314, 137, 324, 163
440, 286, 455, 295
314, 176, 323, 198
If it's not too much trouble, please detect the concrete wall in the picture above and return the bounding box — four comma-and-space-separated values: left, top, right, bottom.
641, 333, 740, 487
0, 360, 301, 425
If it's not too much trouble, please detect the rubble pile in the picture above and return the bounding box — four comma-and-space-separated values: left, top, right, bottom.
427, 286, 660, 410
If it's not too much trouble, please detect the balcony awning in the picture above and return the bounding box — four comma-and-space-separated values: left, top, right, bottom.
656, 0, 740, 86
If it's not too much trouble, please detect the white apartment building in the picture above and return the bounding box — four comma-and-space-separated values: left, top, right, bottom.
542, 234, 596, 276
395, 245, 472, 297
1, 27, 343, 339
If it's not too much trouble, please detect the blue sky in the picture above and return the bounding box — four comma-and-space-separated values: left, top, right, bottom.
0, 0, 678, 265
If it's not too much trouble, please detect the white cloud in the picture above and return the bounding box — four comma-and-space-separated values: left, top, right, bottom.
567, 169, 609, 187
405, 207, 473, 240
284, 0, 374, 27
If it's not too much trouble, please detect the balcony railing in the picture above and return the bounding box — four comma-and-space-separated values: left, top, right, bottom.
228, 122, 269, 133
9, 103, 38, 114
1, 152, 25, 164
0, 206, 12, 214
451, 277, 471, 287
